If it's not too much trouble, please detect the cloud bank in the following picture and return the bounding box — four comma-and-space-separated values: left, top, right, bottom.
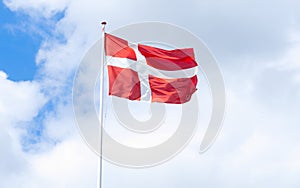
1, 0, 300, 187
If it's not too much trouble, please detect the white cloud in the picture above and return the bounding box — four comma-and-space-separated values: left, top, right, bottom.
0, 72, 46, 123
0, 71, 8, 79
273, 30, 300, 71
0, 72, 45, 186
24, 135, 97, 188
3, 0, 70, 17
0, 72, 98, 188
0, 135, 98, 188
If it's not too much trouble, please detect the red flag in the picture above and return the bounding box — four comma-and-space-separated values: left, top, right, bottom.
105, 33, 198, 104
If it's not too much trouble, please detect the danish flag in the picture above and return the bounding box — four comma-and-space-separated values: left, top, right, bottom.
105, 33, 198, 104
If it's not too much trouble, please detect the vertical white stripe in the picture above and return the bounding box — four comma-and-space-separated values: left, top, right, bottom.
129, 43, 152, 102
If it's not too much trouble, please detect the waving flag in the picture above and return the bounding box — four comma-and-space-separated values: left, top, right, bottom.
105, 33, 198, 104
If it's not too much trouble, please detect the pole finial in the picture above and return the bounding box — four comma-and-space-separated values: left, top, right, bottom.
101, 21, 107, 25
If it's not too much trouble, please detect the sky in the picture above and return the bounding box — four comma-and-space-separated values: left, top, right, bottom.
1, 0, 300, 187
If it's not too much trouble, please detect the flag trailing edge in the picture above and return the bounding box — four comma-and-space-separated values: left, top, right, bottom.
104, 33, 198, 104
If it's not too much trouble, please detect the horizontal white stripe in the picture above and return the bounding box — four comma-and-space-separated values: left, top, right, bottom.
106, 56, 198, 79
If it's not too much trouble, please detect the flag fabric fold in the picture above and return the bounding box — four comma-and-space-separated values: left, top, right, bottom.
104, 33, 198, 104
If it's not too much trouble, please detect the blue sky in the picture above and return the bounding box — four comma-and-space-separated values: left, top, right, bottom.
0, 1, 65, 81
0, 1, 66, 152
1, 0, 300, 187
0, 1, 40, 81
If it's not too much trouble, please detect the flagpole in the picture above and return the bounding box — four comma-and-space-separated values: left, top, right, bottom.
98, 21, 107, 188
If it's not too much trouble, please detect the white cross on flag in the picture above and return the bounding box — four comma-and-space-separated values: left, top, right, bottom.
104, 33, 198, 104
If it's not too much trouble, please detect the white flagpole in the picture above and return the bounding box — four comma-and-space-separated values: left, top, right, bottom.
98, 21, 107, 188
